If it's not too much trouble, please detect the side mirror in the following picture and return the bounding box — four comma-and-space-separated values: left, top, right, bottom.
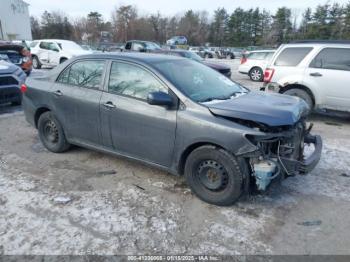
147, 91, 173, 107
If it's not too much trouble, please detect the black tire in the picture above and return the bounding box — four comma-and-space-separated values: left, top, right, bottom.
60, 58, 68, 64
249, 67, 264, 82
32, 56, 41, 69
38, 112, 70, 153
283, 88, 313, 113
184, 145, 245, 206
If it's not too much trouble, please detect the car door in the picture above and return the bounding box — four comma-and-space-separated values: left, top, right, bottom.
47, 42, 61, 66
37, 41, 50, 65
52, 59, 107, 145
100, 61, 177, 167
306, 47, 350, 110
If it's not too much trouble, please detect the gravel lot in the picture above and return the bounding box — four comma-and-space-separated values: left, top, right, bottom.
0, 58, 350, 255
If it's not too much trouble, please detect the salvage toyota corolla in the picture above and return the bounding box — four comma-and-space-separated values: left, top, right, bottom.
22, 53, 322, 206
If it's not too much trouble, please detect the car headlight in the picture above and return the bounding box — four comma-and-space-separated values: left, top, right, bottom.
22, 56, 30, 63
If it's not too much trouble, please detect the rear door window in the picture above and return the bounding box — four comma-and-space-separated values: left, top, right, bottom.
57, 60, 106, 89
108, 62, 167, 100
248, 52, 268, 60
274, 47, 313, 66
310, 48, 350, 71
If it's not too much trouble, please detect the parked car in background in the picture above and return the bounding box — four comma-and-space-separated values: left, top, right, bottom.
0, 41, 33, 75
0, 60, 26, 105
238, 50, 275, 82
216, 48, 236, 59
22, 53, 321, 206
198, 47, 215, 59
124, 40, 162, 53
231, 48, 244, 58
166, 36, 188, 46
162, 49, 232, 78
30, 39, 92, 69
263, 41, 350, 113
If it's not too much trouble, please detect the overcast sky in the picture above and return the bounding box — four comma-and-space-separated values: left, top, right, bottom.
27, 0, 349, 20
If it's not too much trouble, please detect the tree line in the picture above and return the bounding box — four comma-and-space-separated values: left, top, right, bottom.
30, 2, 350, 47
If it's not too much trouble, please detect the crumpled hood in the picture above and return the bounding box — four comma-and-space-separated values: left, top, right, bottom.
0, 60, 19, 74
206, 91, 309, 127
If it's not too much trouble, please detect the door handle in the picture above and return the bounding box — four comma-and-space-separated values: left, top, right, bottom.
103, 101, 116, 109
310, 72, 323, 77
53, 90, 63, 97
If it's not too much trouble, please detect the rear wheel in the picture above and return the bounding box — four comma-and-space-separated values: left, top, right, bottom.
38, 112, 70, 153
184, 146, 245, 206
32, 56, 41, 69
249, 67, 263, 82
283, 88, 313, 114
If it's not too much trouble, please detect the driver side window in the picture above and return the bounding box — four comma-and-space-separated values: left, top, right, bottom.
108, 62, 167, 100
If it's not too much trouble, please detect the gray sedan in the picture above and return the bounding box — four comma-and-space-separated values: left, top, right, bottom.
22, 53, 322, 206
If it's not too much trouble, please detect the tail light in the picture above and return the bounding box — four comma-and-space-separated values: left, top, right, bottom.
240, 57, 247, 64
264, 68, 275, 83
20, 84, 28, 93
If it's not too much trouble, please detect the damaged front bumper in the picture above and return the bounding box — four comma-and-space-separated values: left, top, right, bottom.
247, 123, 322, 190
280, 134, 322, 175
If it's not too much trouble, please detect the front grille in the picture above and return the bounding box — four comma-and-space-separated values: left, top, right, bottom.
0, 76, 18, 86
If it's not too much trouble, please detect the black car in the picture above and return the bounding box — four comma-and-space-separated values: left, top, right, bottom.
23, 53, 322, 206
162, 50, 232, 78
124, 40, 162, 53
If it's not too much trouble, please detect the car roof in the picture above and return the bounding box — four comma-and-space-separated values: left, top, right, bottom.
249, 50, 275, 53
72, 52, 184, 65
34, 39, 76, 44
281, 42, 350, 48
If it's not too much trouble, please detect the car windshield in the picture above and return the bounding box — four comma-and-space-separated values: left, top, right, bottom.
182, 51, 203, 62
57, 41, 84, 51
153, 59, 247, 103
145, 42, 161, 50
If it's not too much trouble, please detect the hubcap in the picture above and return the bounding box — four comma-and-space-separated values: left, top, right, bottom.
43, 120, 58, 143
197, 160, 228, 191
251, 70, 261, 81
33, 58, 38, 68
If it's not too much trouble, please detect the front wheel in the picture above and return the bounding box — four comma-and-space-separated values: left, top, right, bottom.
32, 56, 41, 69
249, 67, 263, 82
184, 146, 244, 206
38, 112, 70, 153
283, 88, 313, 114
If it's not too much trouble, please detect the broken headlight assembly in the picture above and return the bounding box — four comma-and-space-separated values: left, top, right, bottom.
245, 122, 322, 191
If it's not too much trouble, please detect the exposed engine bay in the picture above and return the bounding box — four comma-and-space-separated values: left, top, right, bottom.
246, 120, 322, 191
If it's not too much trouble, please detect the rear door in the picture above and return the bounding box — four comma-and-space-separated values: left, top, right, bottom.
52, 59, 107, 145
306, 47, 350, 110
100, 61, 177, 167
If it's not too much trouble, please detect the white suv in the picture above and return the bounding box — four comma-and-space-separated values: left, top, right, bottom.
263, 41, 350, 113
30, 39, 92, 69
238, 50, 275, 81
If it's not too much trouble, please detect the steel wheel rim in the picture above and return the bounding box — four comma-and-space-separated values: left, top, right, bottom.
43, 120, 59, 143
33, 58, 38, 68
197, 160, 229, 191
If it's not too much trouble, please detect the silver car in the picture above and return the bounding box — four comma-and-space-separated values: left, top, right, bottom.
22, 53, 322, 206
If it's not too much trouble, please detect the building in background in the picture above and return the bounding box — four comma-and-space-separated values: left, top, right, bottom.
0, 0, 32, 41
